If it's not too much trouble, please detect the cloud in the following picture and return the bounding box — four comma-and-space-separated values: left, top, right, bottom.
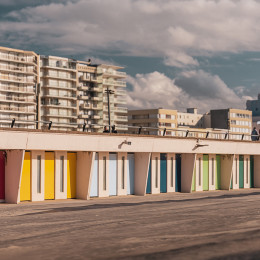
2, 0, 260, 67
127, 70, 248, 113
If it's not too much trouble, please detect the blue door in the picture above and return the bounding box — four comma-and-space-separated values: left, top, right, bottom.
109, 153, 117, 196
90, 153, 98, 197
175, 154, 181, 192
160, 154, 167, 193
127, 153, 135, 195
146, 160, 151, 194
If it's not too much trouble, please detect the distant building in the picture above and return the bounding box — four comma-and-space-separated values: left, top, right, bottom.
128, 108, 178, 136
210, 108, 252, 140
246, 94, 260, 130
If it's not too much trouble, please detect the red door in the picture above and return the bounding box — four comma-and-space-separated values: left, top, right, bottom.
0, 151, 5, 200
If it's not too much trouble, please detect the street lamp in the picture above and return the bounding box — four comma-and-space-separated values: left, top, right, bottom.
104, 87, 114, 133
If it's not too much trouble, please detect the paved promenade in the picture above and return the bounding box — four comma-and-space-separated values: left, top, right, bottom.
0, 189, 260, 260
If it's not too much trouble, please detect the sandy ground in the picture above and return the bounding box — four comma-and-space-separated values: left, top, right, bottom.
0, 189, 260, 260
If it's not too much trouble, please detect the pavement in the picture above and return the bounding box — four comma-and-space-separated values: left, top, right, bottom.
0, 189, 260, 260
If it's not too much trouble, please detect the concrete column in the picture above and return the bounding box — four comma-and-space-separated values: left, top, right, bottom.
232, 155, 239, 190
5, 150, 25, 204
151, 153, 160, 194
134, 152, 151, 196
76, 151, 95, 200
55, 151, 67, 200
31, 151, 45, 202
195, 154, 203, 192
220, 154, 234, 190
181, 153, 196, 193
117, 152, 127, 196
254, 155, 260, 188
98, 152, 109, 197
209, 154, 216, 191
244, 155, 250, 189
167, 153, 175, 193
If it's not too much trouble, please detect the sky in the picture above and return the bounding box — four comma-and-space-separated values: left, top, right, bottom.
0, 0, 260, 113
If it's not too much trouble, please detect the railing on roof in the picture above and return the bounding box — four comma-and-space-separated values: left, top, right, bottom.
0, 117, 258, 141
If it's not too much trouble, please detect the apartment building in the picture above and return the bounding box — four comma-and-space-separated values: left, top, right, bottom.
177, 108, 204, 128
246, 94, 260, 130
0, 46, 127, 132
0, 47, 39, 129
40, 56, 78, 131
128, 109, 178, 136
210, 108, 252, 140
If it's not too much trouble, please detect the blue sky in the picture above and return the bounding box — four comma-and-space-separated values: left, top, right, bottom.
0, 0, 259, 112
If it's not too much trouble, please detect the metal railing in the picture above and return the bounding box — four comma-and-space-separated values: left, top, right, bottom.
0, 117, 258, 141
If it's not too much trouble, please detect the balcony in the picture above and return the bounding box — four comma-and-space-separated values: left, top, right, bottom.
102, 79, 126, 87
0, 86, 35, 95
114, 116, 128, 122
78, 95, 90, 101
42, 73, 77, 81
78, 114, 89, 119
0, 96, 36, 104
90, 96, 102, 101
41, 64, 76, 71
41, 85, 77, 92
114, 98, 126, 105
97, 68, 126, 78
44, 93, 77, 100
41, 103, 77, 110
0, 54, 37, 66
114, 107, 128, 113
0, 75, 36, 85
0, 105, 36, 114
116, 90, 126, 95
43, 113, 78, 119
0, 65, 37, 75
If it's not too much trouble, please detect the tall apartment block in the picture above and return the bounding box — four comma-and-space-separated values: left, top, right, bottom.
0, 47, 39, 129
0, 46, 127, 132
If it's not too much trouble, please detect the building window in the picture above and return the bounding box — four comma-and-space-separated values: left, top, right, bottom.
122, 156, 125, 189
103, 157, 107, 190
37, 155, 41, 193
60, 156, 64, 192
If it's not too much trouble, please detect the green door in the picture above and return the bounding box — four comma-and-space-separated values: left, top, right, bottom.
215, 155, 221, 190
203, 155, 209, 191
250, 155, 254, 188
239, 155, 244, 189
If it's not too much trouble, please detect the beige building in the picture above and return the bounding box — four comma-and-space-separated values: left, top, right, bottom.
128, 108, 178, 136
0, 46, 127, 132
211, 108, 252, 140
177, 108, 204, 128
0, 46, 39, 129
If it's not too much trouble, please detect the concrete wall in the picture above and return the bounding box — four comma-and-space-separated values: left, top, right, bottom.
5, 150, 25, 204
151, 153, 160, 194
167, 153, 175, 192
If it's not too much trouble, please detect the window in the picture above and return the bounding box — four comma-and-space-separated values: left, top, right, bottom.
60, 156, 64, 192
103, 157, 106, 190
122, 156, 125, 189
37, 155, 41, 193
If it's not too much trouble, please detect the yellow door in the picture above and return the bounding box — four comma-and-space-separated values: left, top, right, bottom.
20, 151, 31, 201
45, 152, 55, 200
67, 152, 77, 199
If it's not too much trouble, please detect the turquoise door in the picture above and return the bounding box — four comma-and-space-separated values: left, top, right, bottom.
239, 155, 244, 189
175, 154, 181, 192
160, 154, 167, 193
146, 160, 151, 194
109, 153, 117, 196
90, 153, 98, 197
250, 155, 254, 188
127, 153, 135, 195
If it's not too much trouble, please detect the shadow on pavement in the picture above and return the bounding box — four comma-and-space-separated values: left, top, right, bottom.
20, 191, 260, 216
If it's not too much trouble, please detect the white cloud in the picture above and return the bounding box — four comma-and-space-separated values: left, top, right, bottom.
2, 0, 260, 67
127, 70, 248, 113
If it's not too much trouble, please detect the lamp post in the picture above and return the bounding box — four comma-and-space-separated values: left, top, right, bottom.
104, 87, 114, 133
